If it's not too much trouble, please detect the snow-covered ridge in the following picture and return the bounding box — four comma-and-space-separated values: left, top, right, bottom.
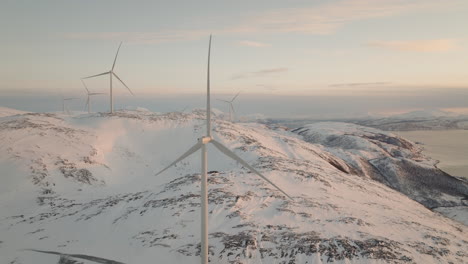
352, 109, 468, 131
266, 108, 468, 131
293, 123, 468, 210
0, 108, 467, 264
0, 106, 29, 117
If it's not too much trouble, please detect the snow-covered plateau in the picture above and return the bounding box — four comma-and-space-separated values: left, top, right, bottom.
266, 109, 468, 131
0, 107, 467, 264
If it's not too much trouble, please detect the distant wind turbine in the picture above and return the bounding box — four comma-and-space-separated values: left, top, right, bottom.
81, 79, 106, 113
180, 105, 188, 113
217, 91, 240, 122
155, 35, 292, 264
62, 96, 79, 114
83, 42, 134, 113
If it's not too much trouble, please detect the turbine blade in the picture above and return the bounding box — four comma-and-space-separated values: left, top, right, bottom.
86, 96, 89, 108
89, 93, 107, 95
210, 140, 293, 200
83, 71, 110, 79
217, 99, 230, 103
112, 72, 134, 95
81, 79, 89, 93
230, 103, 236, 119
112, 42, 123, 71
155, 142, 203, 177
230, 91, 240, 102
206, 35, 212, 137
25, 249, 126, 264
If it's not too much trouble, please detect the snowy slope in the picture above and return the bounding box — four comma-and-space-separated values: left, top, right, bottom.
293, 123, 468, 222
0, 106, 28, 117
0, 108, 467, 264
266, 109, 468, 131
391, 110, 458, 119
352, 110, 468, 131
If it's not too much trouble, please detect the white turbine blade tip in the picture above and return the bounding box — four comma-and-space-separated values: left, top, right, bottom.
155, 142, 203, 176
83, 71, 110, 79
230, 104, 236, 115
81, 79, 90, 93
231, 91, 241, 102
112, 42, 123, 70
210, 140, 293, 200
112, 72, 134, 95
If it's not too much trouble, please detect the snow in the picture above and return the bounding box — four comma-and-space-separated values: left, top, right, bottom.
293, 122, 468, 227
0, 107, 467, 264
0, 106, 28, 117
390, 109, 457, 119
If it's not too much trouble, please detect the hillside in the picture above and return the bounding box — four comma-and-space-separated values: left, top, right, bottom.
0, 108, 467, 264
292, 123, 468, 222
265, 109, 468, 131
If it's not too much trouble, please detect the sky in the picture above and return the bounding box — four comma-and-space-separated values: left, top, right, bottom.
1, 0, 468, 117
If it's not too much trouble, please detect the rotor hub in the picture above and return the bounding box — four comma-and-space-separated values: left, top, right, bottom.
200, 136, 212, 144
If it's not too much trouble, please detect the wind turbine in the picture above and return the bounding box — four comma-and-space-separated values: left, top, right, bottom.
81, 79, 106, 113
62, 96, 79, 114
217, 91, 240, 122
155, 35, 292, 264
82, 42, 134, 113
180, 105, 188, 113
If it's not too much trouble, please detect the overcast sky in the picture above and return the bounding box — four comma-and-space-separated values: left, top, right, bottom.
1, 0, 467, 117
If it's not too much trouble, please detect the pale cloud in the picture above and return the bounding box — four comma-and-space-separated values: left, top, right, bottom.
256, 84, 278, 91
368, 39, 458, 52
329, 82, 392, 87
238, 40, 271, 47
232, 68, 288, 80
65, 0, 452, 44
65, 30, 212, 44
238, 0, 444, 35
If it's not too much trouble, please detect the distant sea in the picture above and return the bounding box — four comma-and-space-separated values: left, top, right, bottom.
397, 130, 468, 180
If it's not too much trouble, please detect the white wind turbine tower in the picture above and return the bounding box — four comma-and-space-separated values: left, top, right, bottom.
217, 91, 240, 122
82, 42, 134, 113
81, 79, 106, 113
155, 35, 292, 264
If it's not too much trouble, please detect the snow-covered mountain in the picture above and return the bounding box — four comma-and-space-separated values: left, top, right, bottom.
389, 110, 458, 119
0, 106, 28, 117
292, 123, 468, 219
265, 109, 468, 131
351, 110, 468, 131
0, 108, 467, 264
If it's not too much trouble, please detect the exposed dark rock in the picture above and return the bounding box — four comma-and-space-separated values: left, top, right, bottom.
55, 158, 98, 185
58, 255, 83, 264
177, 231, 414, 263
294, 124, 468, 212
